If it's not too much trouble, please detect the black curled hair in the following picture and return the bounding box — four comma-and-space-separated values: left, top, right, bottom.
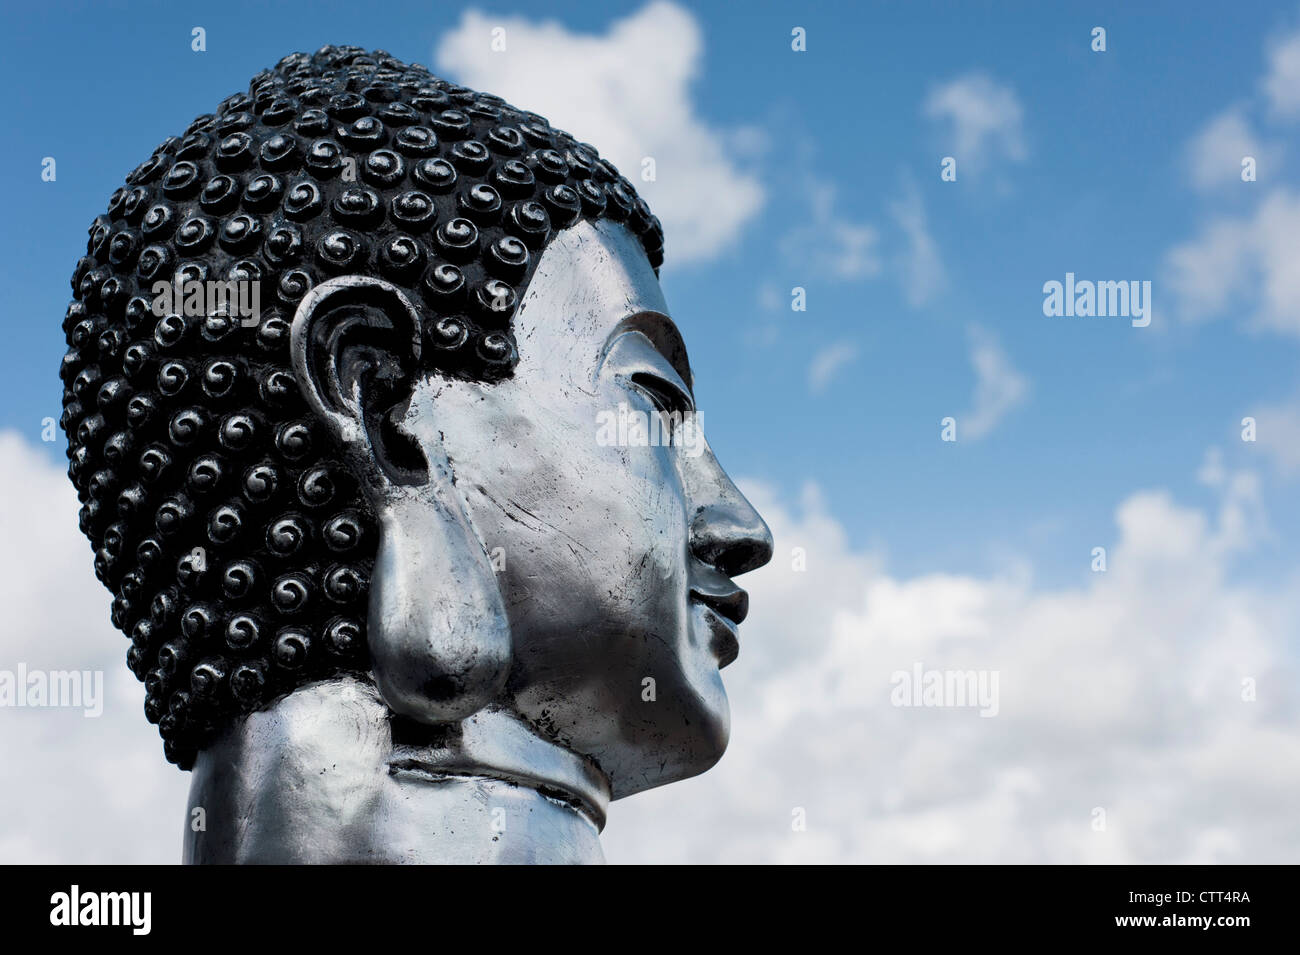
59, 45, 665, 768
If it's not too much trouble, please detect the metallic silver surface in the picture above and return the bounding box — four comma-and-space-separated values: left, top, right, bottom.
185, 219, 773, 864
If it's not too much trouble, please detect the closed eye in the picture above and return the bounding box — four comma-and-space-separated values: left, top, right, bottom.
630, 371, 694, 418
601, 329, 696, 416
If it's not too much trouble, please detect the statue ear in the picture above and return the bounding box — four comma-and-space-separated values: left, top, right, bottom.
289, 275, 427, 493
290, 275, 512, 724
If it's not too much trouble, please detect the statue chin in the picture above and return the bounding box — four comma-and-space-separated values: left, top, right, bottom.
59, 47, 772, 864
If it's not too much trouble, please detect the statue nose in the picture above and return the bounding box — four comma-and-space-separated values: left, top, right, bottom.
689, 484, 774, 578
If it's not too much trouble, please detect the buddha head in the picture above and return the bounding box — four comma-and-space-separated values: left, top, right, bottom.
60, 45, 772, 807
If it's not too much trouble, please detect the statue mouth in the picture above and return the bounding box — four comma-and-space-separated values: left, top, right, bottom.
690, 576, 749, 668
699, 605, 740, 668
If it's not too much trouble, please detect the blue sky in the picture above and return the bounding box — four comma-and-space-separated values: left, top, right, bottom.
4, 0, 1297, 592
3, 0, 1299, 865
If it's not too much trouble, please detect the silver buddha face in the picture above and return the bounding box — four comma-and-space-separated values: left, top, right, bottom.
400, 218, 773, 795
186, 217, 772, 864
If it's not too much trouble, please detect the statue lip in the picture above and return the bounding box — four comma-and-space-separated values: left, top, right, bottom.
689, 578, 749, 626
690, 575, 748, 668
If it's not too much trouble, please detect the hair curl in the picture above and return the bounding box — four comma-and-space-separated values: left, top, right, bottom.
59, 45, 664, 768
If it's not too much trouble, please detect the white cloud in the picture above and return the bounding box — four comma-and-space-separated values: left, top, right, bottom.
1263, 26, 1300, 118
924, 73, 1027, 175
958, 326, 1028, 441
1164, 188, 1300, 335
434, 2, 763, 264
807, 342, 859, 394
1164, 24, 1300, 336
780, 176, 946, 303
1186, 107, 1276, 190
603, 463, 1299, 863
888, 179, 946, 306
0, 432, 189, 863
779, 182, 881, 281
1250, 397, 1300, 478
757, 282, 784, 313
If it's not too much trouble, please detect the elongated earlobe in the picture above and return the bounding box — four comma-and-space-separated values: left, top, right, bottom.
290, 275, 511, 723
369, 491, 512, 722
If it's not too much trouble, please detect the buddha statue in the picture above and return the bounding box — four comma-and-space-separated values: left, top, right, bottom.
59, 45, 772, 864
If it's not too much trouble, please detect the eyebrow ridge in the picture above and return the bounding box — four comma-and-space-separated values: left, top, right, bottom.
603, 310, 694, 396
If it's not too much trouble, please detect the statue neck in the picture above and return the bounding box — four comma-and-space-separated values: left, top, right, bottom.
184, 675, 610, 864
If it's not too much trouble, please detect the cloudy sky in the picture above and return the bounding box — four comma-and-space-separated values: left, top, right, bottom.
1, 0, 1298, 863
